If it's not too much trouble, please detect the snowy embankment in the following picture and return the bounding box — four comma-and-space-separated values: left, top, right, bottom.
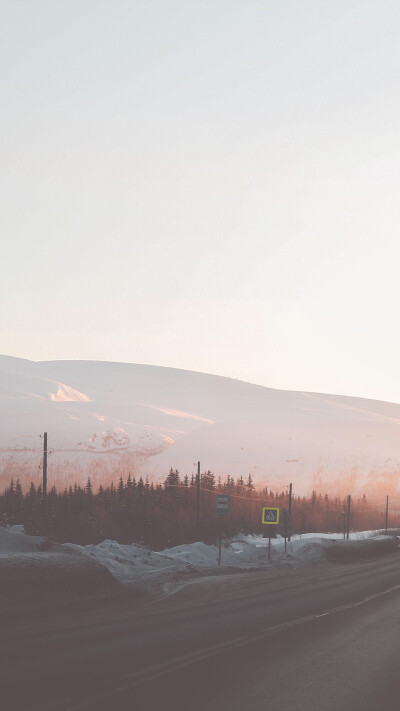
1, 526, 398, 602
65, 529, 399, 593
0, 525, 119, 606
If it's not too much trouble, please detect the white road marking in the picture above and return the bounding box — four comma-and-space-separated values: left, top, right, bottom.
66, 580, 400, 710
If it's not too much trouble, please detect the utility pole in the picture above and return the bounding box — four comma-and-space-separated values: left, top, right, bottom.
346, 494, 351, 540
385, 495, 389, 535
288, 482, 293, 541
43, 432, 48, 496
42, 432, 48, 535
341, 510, 346, 539
196, 461, 200, 540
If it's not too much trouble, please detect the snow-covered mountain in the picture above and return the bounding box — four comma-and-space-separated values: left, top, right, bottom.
1, 354, 400, 496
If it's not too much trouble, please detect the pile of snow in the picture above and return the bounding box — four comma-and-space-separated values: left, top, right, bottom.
162, 541, 258, 567
64, 540, 191, 591
0, 524, 45, 553
0, 526, 119, 605
64, 530, 398, 590
1, 527, 397, 599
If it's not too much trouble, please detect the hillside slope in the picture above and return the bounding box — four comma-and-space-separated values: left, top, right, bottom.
1, 355, 400, 495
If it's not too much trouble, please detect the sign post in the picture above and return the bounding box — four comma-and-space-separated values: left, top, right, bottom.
288, 482, 293, 541
261, 507, 280, 560
216, 495, 229, 566
281, 508, 291, 553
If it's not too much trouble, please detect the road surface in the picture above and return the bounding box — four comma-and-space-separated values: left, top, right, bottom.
2, 550, 400, 710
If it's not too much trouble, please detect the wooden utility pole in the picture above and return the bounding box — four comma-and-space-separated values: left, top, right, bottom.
288, 483, 293, 541
42, 432, 48, 535
43, 432, 48, 496
346, 494, 351, 540
385, 495, 389, 535
196, 461, 200, 540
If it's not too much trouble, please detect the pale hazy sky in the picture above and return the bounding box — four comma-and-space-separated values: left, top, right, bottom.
2, 1, 400, 402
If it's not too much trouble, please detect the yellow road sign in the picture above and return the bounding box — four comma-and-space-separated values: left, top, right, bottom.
262, 507, 280, 524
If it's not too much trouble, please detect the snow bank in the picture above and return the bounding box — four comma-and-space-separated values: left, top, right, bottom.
63, 540, 191, 593
0, 524, 45, 553
0, 526, 119, 606
64, 530, 398, 590
0, 527, 397, 600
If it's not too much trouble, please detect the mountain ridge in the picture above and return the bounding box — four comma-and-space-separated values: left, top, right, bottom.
1, 355, 400, 496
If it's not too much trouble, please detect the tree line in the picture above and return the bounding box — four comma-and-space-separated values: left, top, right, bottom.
0, 469, 397, 550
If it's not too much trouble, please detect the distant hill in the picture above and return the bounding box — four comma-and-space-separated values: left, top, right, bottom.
1, 355, 400, 496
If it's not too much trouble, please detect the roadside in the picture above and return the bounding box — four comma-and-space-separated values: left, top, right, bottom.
1, 525, 398, 609
2, 547, 400, 711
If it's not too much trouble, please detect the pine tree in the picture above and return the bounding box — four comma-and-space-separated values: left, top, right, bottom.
117, 476, 125, 498
84, 478, 91, 496
164, 468, 180, 488
246, 474, 255, 495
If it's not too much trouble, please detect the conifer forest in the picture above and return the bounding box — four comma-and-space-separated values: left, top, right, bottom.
0, 470, 396, 549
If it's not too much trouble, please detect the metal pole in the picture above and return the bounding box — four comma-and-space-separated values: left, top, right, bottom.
346, 494, 351, 540
196, 461, 200, 540
385, 495, 389, 535
218, 513, 223, 566
288, 483, 293, 541
282, 508, 288, 553
43, 432, 48, 496
342, 510, 346, 539
268, 530, 271, 560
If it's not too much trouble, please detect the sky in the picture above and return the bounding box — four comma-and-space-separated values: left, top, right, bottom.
1, 0, 400, 403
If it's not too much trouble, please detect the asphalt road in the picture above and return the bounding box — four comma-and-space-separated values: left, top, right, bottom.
2, 549, 400, 711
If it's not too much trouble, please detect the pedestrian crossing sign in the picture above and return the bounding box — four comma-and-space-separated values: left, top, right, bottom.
262, 507, 280, 524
